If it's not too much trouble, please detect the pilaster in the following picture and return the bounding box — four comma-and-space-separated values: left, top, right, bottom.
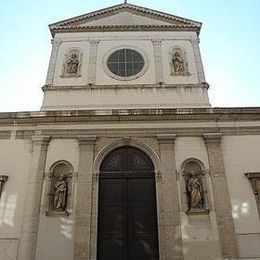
191, 37, 206, 83
17, 135, 50, 260
203, 133, 239, 259
45, 39, 62, 85
152, 39, 164, 84
74, 135, 97, 260
156, 134, 183, 260
88, 40, 100, 85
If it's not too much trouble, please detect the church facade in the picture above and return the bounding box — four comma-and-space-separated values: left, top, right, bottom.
0, 3, 260, 260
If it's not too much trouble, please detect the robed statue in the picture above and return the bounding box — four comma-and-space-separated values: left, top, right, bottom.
172, 51, 185, 75
187, 171, 203, 210
65, 53, 79, 75
54, 174, 67, 211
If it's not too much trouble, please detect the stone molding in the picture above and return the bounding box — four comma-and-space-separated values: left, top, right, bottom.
1, 108, 260, 126
51, 24, 200, 36
42, 83, 209, 91
0, 175, 8, 199
0, 131, 11, 139
93, 138, 161, 175
31, 135, 51, 145
156, 133, 176, 144
78, 135, 97, 145
49, 3, 201, 36
203, 132, 222, 143
245, 172, 260, 217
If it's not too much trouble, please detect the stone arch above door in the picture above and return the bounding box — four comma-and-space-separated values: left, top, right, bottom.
93, 138, 161, 177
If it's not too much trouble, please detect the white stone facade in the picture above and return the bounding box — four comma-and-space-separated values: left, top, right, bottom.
0, 3, 260, 260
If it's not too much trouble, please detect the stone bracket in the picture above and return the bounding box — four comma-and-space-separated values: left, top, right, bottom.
0, 175, 8, 199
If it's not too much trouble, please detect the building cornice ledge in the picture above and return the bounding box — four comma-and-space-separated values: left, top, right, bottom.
0, 108, 260, 126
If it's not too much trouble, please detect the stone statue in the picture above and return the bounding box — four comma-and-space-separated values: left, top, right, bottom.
65, 53, 79, 75
187, 171, 203, 210
172, 51, 185, 75
54, 174, 67, 211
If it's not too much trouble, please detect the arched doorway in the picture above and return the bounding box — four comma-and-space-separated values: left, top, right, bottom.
97, 146, 159, 260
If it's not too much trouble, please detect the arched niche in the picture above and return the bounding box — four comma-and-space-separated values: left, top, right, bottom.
169, 46, 189, 76
181, 158, 209, 214
46, 160, 74, 216
61, 48, 82, 78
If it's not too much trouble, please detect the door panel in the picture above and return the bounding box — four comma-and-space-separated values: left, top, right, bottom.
98, 146, 159, 260
98, 179, 127, 260
128, 178, 159, 260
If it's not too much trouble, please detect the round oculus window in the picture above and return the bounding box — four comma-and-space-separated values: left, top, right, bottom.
106, 49, 145, 77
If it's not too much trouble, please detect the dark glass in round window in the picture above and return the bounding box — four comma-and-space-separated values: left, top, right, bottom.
107, 49, 145, 77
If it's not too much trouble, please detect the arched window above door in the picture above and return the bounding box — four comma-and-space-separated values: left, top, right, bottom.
100, 146, 154, 174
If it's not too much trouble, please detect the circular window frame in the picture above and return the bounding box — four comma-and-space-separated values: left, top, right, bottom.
103, 46, 149, 81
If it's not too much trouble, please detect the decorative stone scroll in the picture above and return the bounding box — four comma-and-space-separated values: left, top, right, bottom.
62, 49, 82, 78
0, 175, 8, 199
46, 160, 73, 216
169, 47, 189, 76
182, 159, 209, 214
245, 172, 260, 217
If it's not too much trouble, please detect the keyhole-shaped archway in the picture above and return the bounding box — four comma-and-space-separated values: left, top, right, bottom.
97, 146, 159, 260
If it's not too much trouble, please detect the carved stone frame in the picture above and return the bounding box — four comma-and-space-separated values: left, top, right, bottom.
245, 172, 260, 217
102, 45, 149, 81
169, 46, 190, 76
180, 158, 210, 215
61, 48, 82, 78
45, 160, 74, 217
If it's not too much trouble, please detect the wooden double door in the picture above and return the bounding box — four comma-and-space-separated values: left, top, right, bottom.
97, 146, 159, 260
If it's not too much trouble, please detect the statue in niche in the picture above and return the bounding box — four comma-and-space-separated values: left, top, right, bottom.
172, 51, 185, 75
187, 171, 204, 211
54, 173, 67, 211
65, 53, 79, 75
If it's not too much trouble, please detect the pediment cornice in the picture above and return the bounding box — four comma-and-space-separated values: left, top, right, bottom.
49, 3, 201, 36
51, 24, 200, 35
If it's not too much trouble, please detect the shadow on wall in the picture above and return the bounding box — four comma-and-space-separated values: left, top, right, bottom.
0, 191, 17, 228
232, 200, 250, 219
59, 218, 73, 239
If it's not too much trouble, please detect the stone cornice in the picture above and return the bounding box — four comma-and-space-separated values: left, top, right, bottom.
42, 83, 209, 91
49, 3, 201, 37
51, 24, 200, 35
0, 108, 260, 126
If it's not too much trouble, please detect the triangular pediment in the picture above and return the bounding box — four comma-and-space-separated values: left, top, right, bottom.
49, 3, 201, 36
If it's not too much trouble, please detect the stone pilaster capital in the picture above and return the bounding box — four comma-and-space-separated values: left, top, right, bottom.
156, 134, 176, 144
31, 135, 51, 146
245, 172, 260, 195
245, 172, 260, 179
203, 133, 222, 144
78, 135, 97, 146
151, 39, 162, 46
0, 175, 8, 199
190, 37, 200, 45
51, 38, 62, 47
89, 39, 100, 45
0, 175, 8, 183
